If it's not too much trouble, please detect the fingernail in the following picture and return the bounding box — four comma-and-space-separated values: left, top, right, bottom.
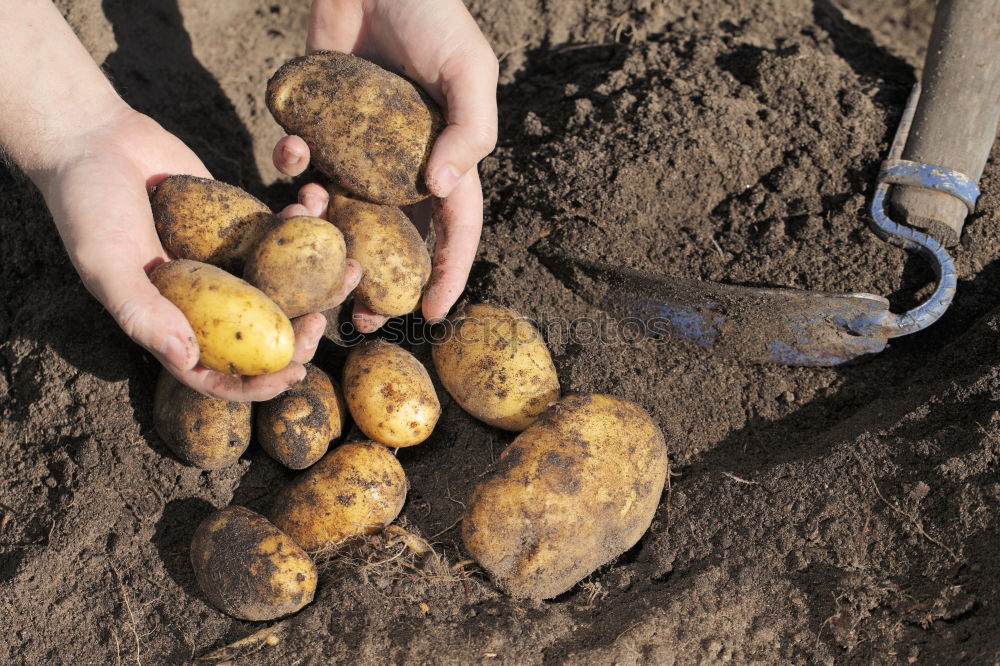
430, 164, 461, 197
300, 190, 327, 210
282, 146, 303, 164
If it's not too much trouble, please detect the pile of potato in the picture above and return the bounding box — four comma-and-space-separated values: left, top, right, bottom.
148, 52, 669, 620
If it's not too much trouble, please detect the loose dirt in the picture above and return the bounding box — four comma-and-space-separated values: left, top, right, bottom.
2, 0, 998, 663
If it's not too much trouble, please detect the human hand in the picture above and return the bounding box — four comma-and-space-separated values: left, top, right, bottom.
273, 0, 498, 332
36, 109, 361, 401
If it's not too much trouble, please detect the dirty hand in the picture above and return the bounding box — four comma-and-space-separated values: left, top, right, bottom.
273, 0, 499, 332
1, 1, 362, 401
35, 111, 361, 401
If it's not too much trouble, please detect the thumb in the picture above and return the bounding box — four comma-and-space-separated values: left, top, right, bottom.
424, 49, 499, 199
78, 249, 199, 371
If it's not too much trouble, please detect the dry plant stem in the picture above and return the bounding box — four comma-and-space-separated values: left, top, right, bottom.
866, 475, 963, 564
110, 562, 143, 666
722, 471, 759, 485
196, 622, 289, 663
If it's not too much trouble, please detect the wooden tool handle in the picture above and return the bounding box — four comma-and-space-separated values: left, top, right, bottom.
890, 0, 1000, 246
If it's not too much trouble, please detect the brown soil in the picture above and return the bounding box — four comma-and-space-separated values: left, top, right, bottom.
3, 0, 999, 663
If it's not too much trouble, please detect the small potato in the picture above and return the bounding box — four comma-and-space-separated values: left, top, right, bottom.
269, 441, 407, 551
153, 369, 251, 469
266, 51, 444, 205
342, 340, 440, 448
433, 303, 560, 431
462, 394, 669, 600
152, 175, 275, 272
191, 506, 317, 621
150, 260, 295, 376
256, 364, 346, 470
327, 191, 431, 317
244, 216, 347, 319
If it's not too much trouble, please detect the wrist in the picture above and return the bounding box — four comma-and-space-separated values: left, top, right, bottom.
24, 97, 135, 194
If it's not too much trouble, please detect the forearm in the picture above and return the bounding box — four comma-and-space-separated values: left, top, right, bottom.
0, 0, 128, 184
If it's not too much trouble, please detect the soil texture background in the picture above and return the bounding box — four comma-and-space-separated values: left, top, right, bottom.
2, 0, 999, 663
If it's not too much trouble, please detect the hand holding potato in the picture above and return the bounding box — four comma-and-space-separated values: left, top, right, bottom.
0, 1, 359, 402
41, 115, 325, 401
272, 0, 499, 331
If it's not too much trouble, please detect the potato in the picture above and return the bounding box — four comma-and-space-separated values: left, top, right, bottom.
432, 303, 560, 431
266, 51, 445, 205
256, 364, 346, 469
244, 215, 347, 319
152, 175, 275, 272
462, 393, 668, 600
342, 340, 440, 448
269, 441, 407, 551
327, 191, 431, 317
153, 369, 251, 469
150, 259, 295, 375
191, 506, 317, 621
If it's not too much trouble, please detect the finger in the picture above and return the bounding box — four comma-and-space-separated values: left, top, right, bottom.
170, 362, 308, 402
160, 313, 327, 402
72, 238, 199, 371
279, 203, 312, 219
321, 259, 363, 310
425, 48, 499, 198
353, 303, 389, 333
422, 168, 483, 322
307, 0, 366, 53
272, 135, 311, 177
292, 313, 327, 364
298, 183, 330, 218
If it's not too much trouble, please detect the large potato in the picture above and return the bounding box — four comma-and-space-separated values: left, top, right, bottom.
327, 191, 430, 317
257, 364, 346, 470
153, 369, 251, 469
342, 340, 440, 448
150, 259, 295, 375
266, 51, 444, 205
191, 505, 317, 621
244, 215, 347, 319
433, 303, 560, 431
152, 175, 275, 272
269, 441, 407, 551
462, 393, 668, 600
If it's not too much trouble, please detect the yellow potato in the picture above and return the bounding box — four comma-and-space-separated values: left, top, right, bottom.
269, 441, 407, 551
342, 340, 440, 448
327, 191, 431, 317
432, 303, 560, 431
256, 364, 346, 470
266, 51, 445, 205
153, 369, 251, 469
152, 175, 275, 272
244, 215, 347, 319
462, 393, 669, 600
191, 506, 317, 621
150, 260, 295, 375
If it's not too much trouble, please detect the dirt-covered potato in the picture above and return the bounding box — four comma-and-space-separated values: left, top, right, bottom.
191, 506, 317, 621
327, 191, 431, 317
150, 259, 295, 375
269, 441, 407, 551
153, 369, 251, 469
152, 175, 275, 272
433, 303, 560, 431
266, 51, 445, 205
462, 393, 668, 600
256, 364, 346, 469
244, 215, 347, 319
342, 340, 440, 448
